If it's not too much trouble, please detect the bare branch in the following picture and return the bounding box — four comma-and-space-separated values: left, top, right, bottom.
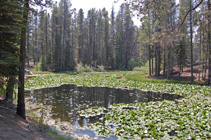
178, 0, 204, 31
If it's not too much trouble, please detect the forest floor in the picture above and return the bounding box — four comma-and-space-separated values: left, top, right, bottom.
151, 64, 208, 84
0, 97, 58, 140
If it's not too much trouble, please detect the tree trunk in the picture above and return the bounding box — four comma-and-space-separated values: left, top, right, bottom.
208, 0, 211, 85
190, 0, 194, 82
199, 29, 202, 81
17, 0, 29, 119
163, 48, 166, 77
45, 17, 48, 70
155, 46, 161, 76
6, 76, 16, 103
205, 44, 208, 79
152, 51, 154, 74
27, 26, 30, 68
149, 45, 151, 76
155, 46, 158, 76
158, 46, 161, 76
203, 44, 205, 79
167, 49, 171, 79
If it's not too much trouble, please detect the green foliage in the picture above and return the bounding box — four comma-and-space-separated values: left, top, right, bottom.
0, 0, 22, 100
76, 63, 93, 72
0, 0, 20, 77
40, 56, 47, 71
96, 65, 105, 72
114, 32, 123, 68
81, 98, 211, 139
128, 58, 144, 70
0, 77, 6, 96
42, 125, 71, 140
125, 72, 182, 84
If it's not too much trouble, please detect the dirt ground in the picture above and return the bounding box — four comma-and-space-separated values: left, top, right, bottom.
0, 98, 58, 140
158, 64, 208, 84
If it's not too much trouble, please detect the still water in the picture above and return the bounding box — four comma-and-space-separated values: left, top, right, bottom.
25, 84, 182, 139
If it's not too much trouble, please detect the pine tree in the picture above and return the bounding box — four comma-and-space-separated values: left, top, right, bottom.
110, 5, 116, 68
77, 9, 84, 63
17, 0, 30, 119
176, 0, 189, 75
96, 9, 103, 65
115, 32, 124, 68
102, 8, 110, 67
38, 10, 46, 71
0, 0, 20, 102
51, 4, 60, 71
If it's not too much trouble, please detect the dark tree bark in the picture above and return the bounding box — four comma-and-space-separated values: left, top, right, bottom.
167, 49, 171, 79
155, 46, 157, 76
26, 26, 30, 67
158, 46, 161, 76
17, 0, 29, 119
163, 48, 166, 77
6, 76, 16, 102
149, 45, 151, 76
155, 45, 161, 76
152, 48, 154, 74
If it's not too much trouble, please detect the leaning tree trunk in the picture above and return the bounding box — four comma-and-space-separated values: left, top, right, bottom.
17, 0, 29, 119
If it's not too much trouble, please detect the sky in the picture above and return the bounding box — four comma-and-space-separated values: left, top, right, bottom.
54, 0, 141, 26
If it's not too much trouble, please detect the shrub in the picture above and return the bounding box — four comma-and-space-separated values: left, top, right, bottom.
76, 63, 93, 72
128, 58, 144, 70
96, 65, 105, 72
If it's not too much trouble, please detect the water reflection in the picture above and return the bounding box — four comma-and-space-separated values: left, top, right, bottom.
25, 84, 183, 139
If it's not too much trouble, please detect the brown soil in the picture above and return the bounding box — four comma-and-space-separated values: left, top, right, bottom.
0, 98, 58, 140
158, 64, 208, 84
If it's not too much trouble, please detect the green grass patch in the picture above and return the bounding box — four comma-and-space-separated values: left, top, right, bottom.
32, 71, 53, 75
125, 72, 206, 86
42, 125, 71, 140
126, 73, 182, 84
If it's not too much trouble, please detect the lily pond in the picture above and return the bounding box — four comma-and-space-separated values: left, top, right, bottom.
25, 84, 182, 139
25, 73, 211, 139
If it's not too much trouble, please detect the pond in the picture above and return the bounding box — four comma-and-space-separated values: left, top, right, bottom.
25, 84, 183, 139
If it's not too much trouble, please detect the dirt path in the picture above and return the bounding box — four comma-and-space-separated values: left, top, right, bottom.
0, 99, 58, 140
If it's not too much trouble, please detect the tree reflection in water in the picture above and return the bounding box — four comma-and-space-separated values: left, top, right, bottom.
25, 84, 183, 139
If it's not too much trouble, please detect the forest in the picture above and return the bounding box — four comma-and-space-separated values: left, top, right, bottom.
25, 0, 211, 83
0, 0, 211, 139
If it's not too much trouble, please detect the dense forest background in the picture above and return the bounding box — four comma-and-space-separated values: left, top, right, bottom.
26, 0, 211, 82
27, 1, 140, 71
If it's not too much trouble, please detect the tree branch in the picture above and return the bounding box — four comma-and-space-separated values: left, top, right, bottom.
178, 0, 204, 31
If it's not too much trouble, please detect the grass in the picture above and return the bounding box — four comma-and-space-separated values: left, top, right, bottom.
42, 125, 71, 140
125, 72, 204, 85
32, 71, 53, 75
125, 61, 206, 85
